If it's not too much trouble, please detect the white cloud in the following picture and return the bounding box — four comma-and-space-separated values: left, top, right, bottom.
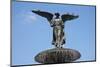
21, 12, 37, 24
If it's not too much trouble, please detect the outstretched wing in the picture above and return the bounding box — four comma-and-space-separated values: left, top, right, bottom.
61, 13, 79, 23
32, 10, 53, 22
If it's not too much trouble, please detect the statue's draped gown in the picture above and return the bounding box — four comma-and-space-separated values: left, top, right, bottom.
51, 18, 65, 47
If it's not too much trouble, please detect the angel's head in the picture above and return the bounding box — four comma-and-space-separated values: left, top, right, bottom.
54, 13, 60, 19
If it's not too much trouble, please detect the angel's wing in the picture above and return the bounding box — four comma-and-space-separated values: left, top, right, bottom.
32, 10, 53, 22
61, 13, 79, 23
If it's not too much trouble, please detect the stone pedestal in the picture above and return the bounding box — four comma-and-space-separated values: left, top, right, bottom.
35, 48, 81, 64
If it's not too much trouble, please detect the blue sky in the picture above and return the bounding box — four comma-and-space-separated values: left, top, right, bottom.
12, 1, 96, 65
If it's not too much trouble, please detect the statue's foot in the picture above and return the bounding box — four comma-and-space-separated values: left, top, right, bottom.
60, 45, 63, 48
62, 39, 65, 44
55, 44, 59, 48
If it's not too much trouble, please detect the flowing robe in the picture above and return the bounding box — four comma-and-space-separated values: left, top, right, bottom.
51, 18, 65, 48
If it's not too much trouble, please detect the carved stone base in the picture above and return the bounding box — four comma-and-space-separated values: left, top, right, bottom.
35, 48, 81, 64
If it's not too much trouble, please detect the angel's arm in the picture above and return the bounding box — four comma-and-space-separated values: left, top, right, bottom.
50, 19, 55, 27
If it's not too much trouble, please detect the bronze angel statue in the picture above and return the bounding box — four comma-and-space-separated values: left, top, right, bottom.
32, 10, 79, 48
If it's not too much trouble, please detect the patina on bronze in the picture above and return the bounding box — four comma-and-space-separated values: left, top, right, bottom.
32, 10, 81, 64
